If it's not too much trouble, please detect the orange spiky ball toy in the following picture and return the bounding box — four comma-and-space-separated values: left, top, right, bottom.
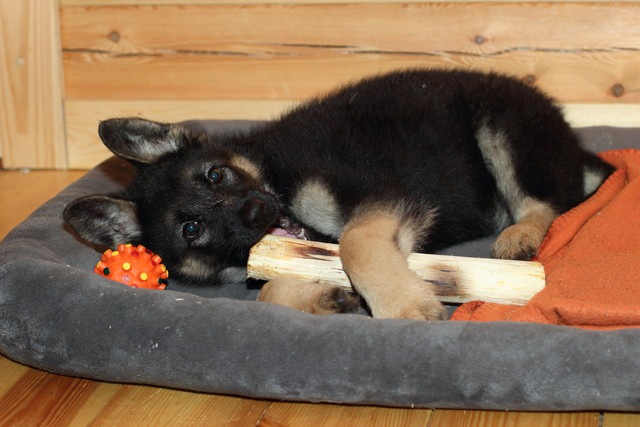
94, 244, 169, 290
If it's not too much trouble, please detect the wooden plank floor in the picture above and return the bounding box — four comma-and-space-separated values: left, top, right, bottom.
0, 168, 638, 426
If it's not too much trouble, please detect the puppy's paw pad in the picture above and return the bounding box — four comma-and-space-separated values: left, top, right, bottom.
258, 278, 361, 315
319, 287, 361, 313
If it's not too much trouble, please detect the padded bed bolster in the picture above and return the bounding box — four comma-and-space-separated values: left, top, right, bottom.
1, 124, 640, 411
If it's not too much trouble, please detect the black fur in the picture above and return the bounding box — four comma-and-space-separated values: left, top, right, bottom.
64, 68, 613, 287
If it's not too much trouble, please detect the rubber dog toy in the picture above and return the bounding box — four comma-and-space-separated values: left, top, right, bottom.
94, 244, 169, 290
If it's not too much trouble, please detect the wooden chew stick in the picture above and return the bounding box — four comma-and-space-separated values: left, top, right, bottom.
248, 235, 545, 306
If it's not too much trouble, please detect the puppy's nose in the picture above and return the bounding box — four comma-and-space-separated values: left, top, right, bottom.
241, 198, 272, 230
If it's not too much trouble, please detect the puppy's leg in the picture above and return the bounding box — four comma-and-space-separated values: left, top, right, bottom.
491, 197, 556, 260
339, 205, 447, 320
258, 277, 360, 315
476, 124, 558, 260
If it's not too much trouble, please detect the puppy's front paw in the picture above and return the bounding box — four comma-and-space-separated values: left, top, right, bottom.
368, 283, 447, 321
395, 295, 447, 321
258, 277, 360, 315
418, 298, 448, 321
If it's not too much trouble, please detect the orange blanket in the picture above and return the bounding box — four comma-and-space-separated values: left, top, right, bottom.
452, 149, 640, 330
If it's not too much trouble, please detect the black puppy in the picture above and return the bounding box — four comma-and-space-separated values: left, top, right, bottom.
64, 69, 613, 320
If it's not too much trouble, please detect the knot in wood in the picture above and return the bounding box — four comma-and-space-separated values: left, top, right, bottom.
611, 83, 625, 98
108, 31, 121, 43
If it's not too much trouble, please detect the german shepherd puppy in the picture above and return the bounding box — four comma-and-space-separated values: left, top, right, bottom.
64, 69, 613, 320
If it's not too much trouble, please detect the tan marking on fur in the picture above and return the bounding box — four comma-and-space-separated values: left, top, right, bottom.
230, 155, 262, 181
395, 219, 419, 257
492, 197, 557, 260
476, 124, 525, 215
583, 163, 608, 195
476, 124, 560, 259
177, 257, 215, 282
339, 208, 446, 320
389, 200, 438, 254
290, 179, 344, 239
258, 277, 359, 315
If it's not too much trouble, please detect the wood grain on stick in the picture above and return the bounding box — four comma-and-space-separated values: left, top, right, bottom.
248, 235, 545, 306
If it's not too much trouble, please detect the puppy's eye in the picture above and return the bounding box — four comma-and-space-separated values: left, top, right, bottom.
182, 221, 201, 239
207, 167, 223, 184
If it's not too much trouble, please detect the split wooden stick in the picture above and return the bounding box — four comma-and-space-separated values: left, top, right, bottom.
248, 235, 545, 306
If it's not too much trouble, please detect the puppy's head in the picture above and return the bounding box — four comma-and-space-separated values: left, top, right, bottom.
64, 117, 279, 285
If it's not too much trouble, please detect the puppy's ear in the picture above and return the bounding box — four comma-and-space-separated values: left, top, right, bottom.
98, 117, 184, 164
63, 195, 142, 248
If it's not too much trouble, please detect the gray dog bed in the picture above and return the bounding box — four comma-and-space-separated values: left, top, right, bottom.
1, 122, 639, 411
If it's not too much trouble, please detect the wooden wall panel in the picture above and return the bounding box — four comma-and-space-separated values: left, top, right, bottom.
53, 1, 640, 169
60, 3, 640, 103
61, 52, 640, 103
65, 101, 640, 169
59, 0, 639, 7
0, 0, 67, 169
61, 3, 640, 53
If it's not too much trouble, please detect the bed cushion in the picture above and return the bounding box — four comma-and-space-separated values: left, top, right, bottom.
1, 122, 639, 411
